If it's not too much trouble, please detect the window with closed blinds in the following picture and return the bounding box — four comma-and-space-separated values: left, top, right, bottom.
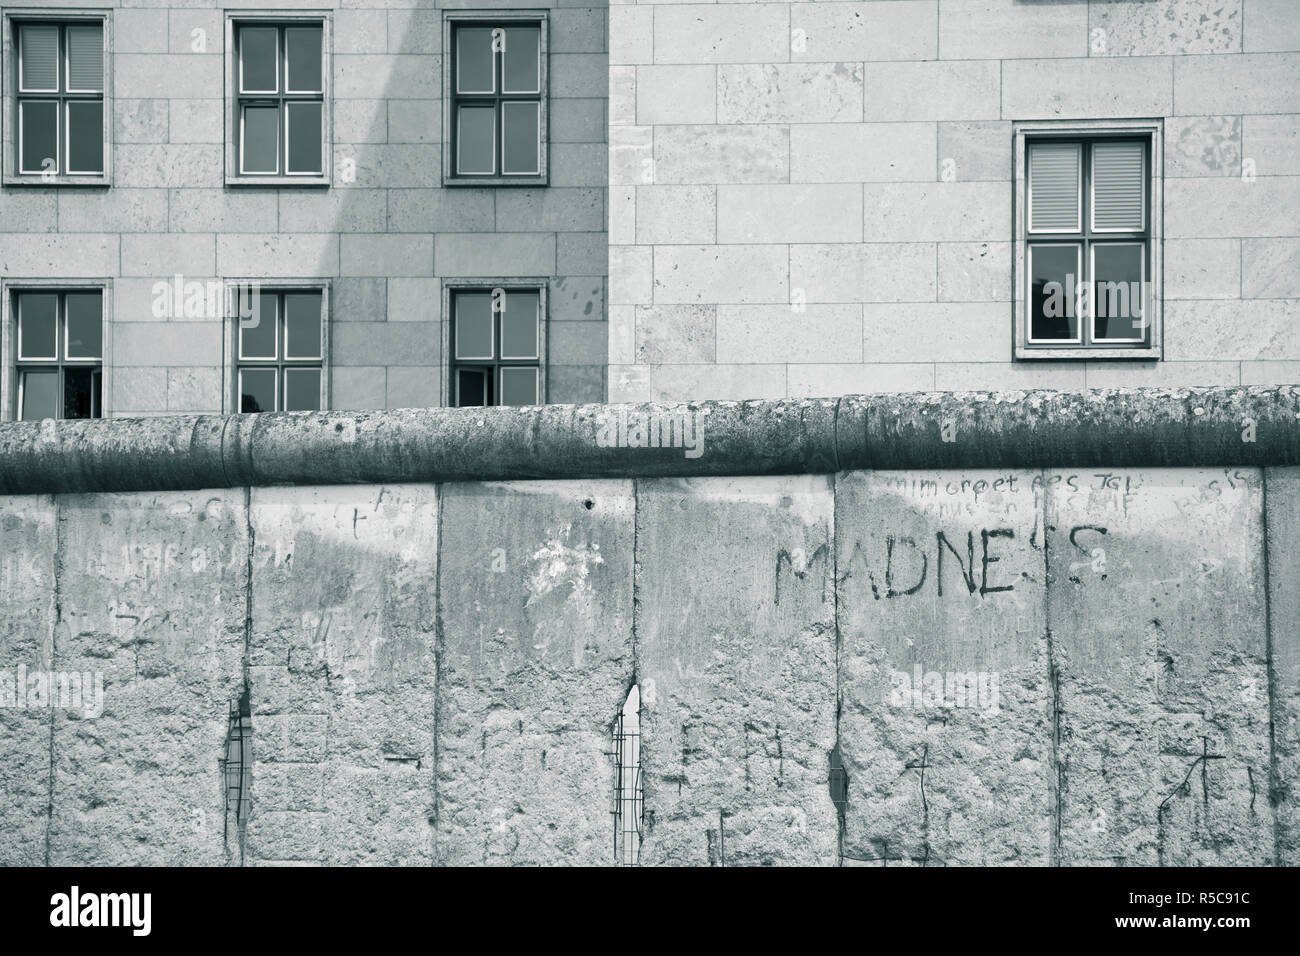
18, 25, 58, 91
13, 20, 105, 176
1092, 141, 1145, 232
66, 25, 103, 92
1024, 136, 1151, 350
1029, 143, 1080, 233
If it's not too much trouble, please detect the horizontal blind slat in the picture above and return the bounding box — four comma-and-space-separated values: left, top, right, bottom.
1029, 143, 1080, 232
20, 25, 59, 91
1092, 142, 1144, 230
67, 25, 103, 92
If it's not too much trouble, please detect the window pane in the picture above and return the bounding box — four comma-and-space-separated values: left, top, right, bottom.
500, 291, 539, 359
18, 294, 58, 360
1093, 244, 1146, 341
283, 368, 321, 412
502, 102, 539, 175
19, 26, 58, 91
20, 371, 59, 421
67, 101, 103, 174
458, 106, 495, 175
67, 24, 103, 92
242, 106, 279, 173
456, 368, 488, 407
1028, 244, 1080, 342
454, 293, 493, 359
456, 28, 494, 94
1092, 142, 1145, 231
500, 367, 538, 407
286, 102, 322, 174
240, 369, 277, 413
1029, 142, 1080, 232
285, 26, 322, 92
65, 293, 102, 359
64, 366, 99, 419
240, 293, 277, 359
240, 27, 278, 92
502, 26, 540, 93
284, 293, 323, 359
20, 101, 58, 174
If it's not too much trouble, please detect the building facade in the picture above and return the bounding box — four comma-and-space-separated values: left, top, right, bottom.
608, 0, 1300, 400
0, 0, 608, 420
0, 0, 1298, 420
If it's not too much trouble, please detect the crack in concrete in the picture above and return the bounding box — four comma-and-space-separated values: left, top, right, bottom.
44, 494, 62, 867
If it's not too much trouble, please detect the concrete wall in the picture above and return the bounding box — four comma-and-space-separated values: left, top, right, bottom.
0, 0, 608, 416
608, 0, 1300, 400
2, 467, 1296, 865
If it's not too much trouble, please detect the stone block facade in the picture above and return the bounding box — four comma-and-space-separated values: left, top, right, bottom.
609, 0, 1300, 401
1, 1, 1298, 413
0, 0, 607, 418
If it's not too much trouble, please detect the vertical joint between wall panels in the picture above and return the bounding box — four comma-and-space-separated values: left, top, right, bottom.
430, 483, 446, 858
1261, 470, 1281, 866
829, 471, 846, 865
218, 488, 256, 866
45, 495, 63, 866
1041, 469, 1063, 866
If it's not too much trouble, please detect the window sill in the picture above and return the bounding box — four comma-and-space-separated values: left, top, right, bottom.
4, 173, 109, 188
443, 175, 548, 188
225, 174, 330, 188
1016, 346, 1162, 361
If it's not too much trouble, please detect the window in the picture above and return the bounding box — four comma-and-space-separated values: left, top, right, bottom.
449, 286, 544, 407
226, 16, 328, 184
7, 16, 107, 182
235, 288, 325, 413
444, 14, 548, 185
13, 290, 103, 420
1014, 121, 1163, 360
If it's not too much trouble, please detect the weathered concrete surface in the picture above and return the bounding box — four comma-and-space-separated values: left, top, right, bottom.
48, 491, 246, 865
0, 456, 1296, 866
1047, 469, 1272, 865
434, 480, 634, 865
836, 471, 1051, 865
0, 496, 56, 864
1, 388, 1298, 494
1266, 468, 1300, 865
246, 485, 438, 865
637, 476, 839, 866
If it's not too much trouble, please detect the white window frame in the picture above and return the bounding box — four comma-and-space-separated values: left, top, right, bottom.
238, 24, 279, 95
1089, 242, 1148, 345
239, 104, 280, 175
1013, 119, 1163, 362
442, 11, 549, 188
63, 100, 103, 175
1090, 141, 1147, 234
441, 278, 549, 407
223, 279, 331, 415
224, 12, 331, 187
501, 101, 540, 176
3, 9, 112, 187
456, 105, 497, 177
1027, 141, 1082, 235
63, 22, 101, 94
2, 277, 113, 422
1025, 242, 1084, 346
16, 99, 57, 174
